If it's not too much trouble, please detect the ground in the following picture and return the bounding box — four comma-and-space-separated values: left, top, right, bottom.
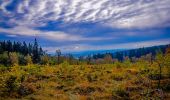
0, 62, 170, 100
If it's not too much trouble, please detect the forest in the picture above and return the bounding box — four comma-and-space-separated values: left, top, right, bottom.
0, 40, 170, 100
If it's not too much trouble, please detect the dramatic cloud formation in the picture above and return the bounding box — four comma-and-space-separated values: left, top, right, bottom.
0, 0, 170, 52
1, 0, 170, 28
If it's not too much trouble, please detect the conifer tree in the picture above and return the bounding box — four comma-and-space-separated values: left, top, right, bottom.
33, 38, 39, 63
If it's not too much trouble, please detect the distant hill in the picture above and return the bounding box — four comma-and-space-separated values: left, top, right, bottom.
70, 49, 124, 58
92, 44, 170, 61
69, 44, 170, 60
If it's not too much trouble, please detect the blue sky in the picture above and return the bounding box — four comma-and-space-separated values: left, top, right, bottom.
0, 0, 170, 53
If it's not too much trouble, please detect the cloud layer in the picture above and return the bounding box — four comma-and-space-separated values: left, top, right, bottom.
1, 0, 170, 28
0, 26, 114, 41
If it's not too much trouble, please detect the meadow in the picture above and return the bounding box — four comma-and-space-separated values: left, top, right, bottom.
0, 54, 170, 100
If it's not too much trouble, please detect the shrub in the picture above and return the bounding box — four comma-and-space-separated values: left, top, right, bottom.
5, 75, 20, 95
0, 52, 9, 66
18, 54, 26, 65
114, 61, 122, 69
74, 86, 95, 95
40, 55, 49, 65
9, 52, 19, 66
25, 55, 32, 66
18, 83, 37, 96
112, 86, 129, 99
111, 73, 125, 81
87, 73, 98, 82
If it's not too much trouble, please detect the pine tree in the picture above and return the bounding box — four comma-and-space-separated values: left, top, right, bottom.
28, 43, 33, 55
7, 40, 12, 52
33, 38, 39, 63
0, 42, 3, 53
39, 47, 44, 56
22, 42, 28, 55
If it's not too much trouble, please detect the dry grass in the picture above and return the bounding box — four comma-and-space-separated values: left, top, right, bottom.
0, 62, 170, 100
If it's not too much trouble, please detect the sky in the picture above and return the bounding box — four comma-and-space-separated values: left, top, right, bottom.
0, 0, 170, 53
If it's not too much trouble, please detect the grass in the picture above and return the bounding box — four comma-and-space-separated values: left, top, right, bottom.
0, 62, 170, 100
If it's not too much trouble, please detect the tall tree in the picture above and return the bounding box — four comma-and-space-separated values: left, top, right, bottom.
7, 40, 12, 52
22, 42, 28, 55
33, 38, 39, 63
28, 43, 33, 55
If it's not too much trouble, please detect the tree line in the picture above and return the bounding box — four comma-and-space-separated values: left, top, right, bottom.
92, 44, 170, 62
0, 39, 169, 66
0, 39, 44, 66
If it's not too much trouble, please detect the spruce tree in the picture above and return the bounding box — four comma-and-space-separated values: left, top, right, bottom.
33, 38, 39, 63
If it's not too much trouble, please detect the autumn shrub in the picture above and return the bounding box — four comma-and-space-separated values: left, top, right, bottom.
111, 73, 125, 81
0, 66, 27, 97
123, 57, 131, 67
9, 52, 19, 66
0, 73, 7, 96
18, 82, 37, 96
5, 75, 20, 94
148, 70, 160, 80
0, 64, 9, 71
60, 61, 74, 75
24, 65, 41, 75
112, 85, 129, 99
61, 61, 69, 68
40, 55, 50, 65
0, 72, 23, 97
24, 54, 32, 66
74, 86, 95, 95
86, 73, 98, 82
0, 51, 10, 66
114, 61, 123, 69
41, 65, 55, 76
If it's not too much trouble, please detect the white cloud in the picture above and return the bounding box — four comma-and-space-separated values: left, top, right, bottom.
0, 0, 12, 13
0, 26, 37, 36
0, 0, 170, 28
0, 26, 113, 41
6, 34, 17, 37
